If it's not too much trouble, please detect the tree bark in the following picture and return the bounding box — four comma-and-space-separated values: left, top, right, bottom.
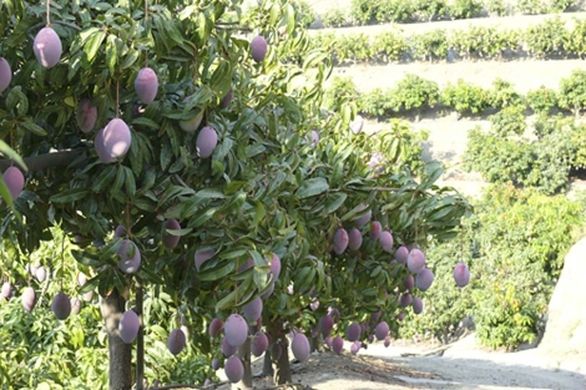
262, 349, 273, 377
136, 283, 145, 390
274, 336, 291, 385
0, 149, 84, 172
101, 289, 132, 390
268, 320, 291, 385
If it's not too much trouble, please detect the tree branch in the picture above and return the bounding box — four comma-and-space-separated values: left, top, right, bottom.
0, 149, 85, 172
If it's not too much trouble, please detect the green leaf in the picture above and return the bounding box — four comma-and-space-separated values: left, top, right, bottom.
297, 177, 329, 199
105, 34, 118, 74
0, 140, 27, 171
324, 193, 347, 214
199, 261, 235, 282
0, 176, 13, 207
84, 29, 106, 63
50, 190, 89, 204
21, 120, 47, 136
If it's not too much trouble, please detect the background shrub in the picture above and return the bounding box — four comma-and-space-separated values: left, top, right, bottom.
524, 18, 568, 58
441, 81, 492, 116
411, 30, 450, 61
415, 0, 451, 21
490, 104, 527, 136
376, 0, 416, 23
558, 69, 586, 114
449, 0, 484, 19
391, 74, 440, 113
325, 76, 360, 112
372, 31, 409, 62
488, 79, 524, 109
527, 87, 560, 114
400, 185, 584, 349
322, 9, 349, 27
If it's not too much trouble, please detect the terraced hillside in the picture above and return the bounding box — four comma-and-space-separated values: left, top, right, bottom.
300, 1, 586, 197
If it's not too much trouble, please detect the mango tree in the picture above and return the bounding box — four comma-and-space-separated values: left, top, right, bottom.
0, 0, 471, 389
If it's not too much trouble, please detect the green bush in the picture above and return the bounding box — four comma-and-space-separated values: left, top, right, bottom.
485, 0, 508, 16
449, 0, 484, 19
464, 128, 535, 186
565, 19, 586, 58
415, 0, 451, 21
391, 74, 440, 113
472, 186, 582, 349
464, 116, 580, 194
372, 31, 409, 62
527, 87, 559, 114
401, 185, 583, 349
350, 0, 378, 24
376, 0, 416, 23
441, 81, 492, 116
558, 69, 586, 113
411, 30, 449, 61
358, 88, 390, 117
291, 0, 316, 27
525, 18, 568, 58
451, 27, 519, 59
516, 0, 551, 14
489, 79, 523, 110
550, 0, 578, 12
325, 76, 360, 112
322, 9, 349, 27
490, 104, 527, 137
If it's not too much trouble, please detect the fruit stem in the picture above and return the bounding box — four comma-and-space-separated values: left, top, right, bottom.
46, 0, 51, 27
115, 79, 120, 118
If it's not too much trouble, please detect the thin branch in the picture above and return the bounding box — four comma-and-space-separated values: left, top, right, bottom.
0, 149, 84, 172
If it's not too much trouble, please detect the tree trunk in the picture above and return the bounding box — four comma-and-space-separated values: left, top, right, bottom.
273, 336, 291, 385
262, 350, 273, 377
101, 289, 132, 390
136, 283, 145, 390
233, 335, 252, 389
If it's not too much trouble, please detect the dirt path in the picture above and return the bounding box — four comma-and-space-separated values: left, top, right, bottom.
313, 11, 586, 36
332, 59, 585, 93
363, 336, 586, 389
213, 336, 586, 389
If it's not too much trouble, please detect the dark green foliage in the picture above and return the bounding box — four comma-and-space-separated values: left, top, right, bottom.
375, 0, 416, 23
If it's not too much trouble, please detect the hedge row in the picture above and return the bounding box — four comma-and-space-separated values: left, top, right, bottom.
307, 17, 586, 64
317, 0, 581, 27
326, 70, 586, 119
